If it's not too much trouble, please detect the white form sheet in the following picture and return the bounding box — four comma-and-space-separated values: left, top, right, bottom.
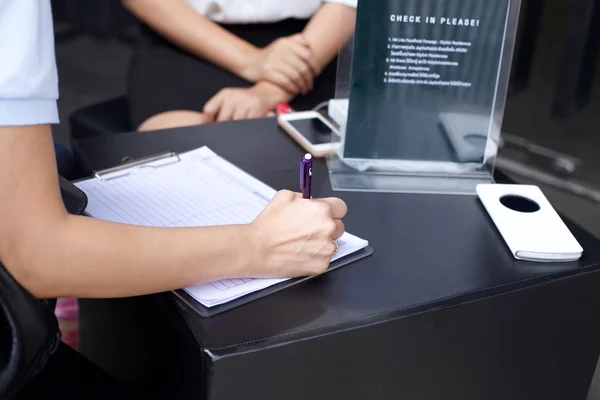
75, 146, 369, 307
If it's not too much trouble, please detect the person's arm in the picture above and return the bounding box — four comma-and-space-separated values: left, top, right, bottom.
202, 2, 358, 121
0, 0, 348, 300
0, 127, 347, 299
302, 2, 357, 76
122, 0, 257, 79
0, 126, 257, 298
122, 0, 314, 94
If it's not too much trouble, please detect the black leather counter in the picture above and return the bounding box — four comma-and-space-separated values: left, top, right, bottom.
75, 118, 600, 400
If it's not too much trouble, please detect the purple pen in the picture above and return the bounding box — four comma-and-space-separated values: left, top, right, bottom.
300, 153, 312, 199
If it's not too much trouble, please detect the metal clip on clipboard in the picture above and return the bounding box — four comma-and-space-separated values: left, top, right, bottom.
94, 152, 182, 181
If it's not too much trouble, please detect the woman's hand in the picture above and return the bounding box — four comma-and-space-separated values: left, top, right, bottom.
245, 190, 347, 278
203, 81, 291, 122
242, 34, 320, 96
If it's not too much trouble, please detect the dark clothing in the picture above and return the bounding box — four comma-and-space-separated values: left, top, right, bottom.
54, 140, 76, 180
127, 19, 338, 129
16, 342, 138, 399
54, 140, 90, 181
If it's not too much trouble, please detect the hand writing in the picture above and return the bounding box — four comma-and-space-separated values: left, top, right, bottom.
247, 190, 347, 278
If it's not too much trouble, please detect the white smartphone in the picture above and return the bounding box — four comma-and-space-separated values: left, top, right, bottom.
277, 111, 341, 157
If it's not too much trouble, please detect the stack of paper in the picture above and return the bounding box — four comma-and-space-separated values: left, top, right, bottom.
75, 146, 369, 307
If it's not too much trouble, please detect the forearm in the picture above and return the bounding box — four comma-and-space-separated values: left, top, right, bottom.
0, 125, 255, 299
12, 214, 254, 299
0, 127, 348, 299
123, 0, 257, 79
302, 3, 357, 74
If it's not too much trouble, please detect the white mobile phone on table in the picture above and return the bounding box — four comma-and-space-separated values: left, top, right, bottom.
277, 111, 341, 157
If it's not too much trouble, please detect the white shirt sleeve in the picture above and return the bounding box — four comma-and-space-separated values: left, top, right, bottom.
0, 0, 59, 126
324, 0, 358, 8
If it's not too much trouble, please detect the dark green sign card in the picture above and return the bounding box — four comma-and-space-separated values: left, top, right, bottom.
343, 0, 511, 163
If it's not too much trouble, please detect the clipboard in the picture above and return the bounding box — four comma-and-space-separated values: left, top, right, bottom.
173, 246, 374, 317
77, 149, 375, 318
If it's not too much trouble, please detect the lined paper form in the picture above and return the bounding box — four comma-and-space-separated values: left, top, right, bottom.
75, 147, 369, 307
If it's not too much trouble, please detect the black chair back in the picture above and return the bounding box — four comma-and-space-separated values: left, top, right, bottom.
0, 176, 88, 398
0, 265, 61, 399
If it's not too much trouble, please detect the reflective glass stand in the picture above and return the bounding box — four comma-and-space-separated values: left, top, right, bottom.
328, 0, 522, 195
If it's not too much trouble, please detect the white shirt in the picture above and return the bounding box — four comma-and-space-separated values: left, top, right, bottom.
186, 0, 357, 24
0, 0, 59, 126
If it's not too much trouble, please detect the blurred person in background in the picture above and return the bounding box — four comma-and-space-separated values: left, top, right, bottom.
122, 0, 357, 131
